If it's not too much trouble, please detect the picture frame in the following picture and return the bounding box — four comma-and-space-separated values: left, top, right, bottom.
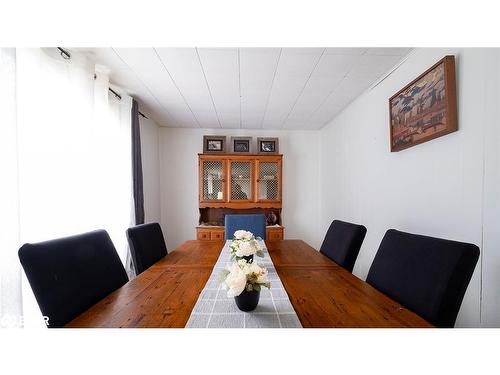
230, 136, 253, 153
203, 135, 226, 153
257, 137, 279, 154
389, 55, 457, 152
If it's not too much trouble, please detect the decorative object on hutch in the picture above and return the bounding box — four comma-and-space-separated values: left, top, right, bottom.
389, 55, 457, 152
257, 137, 279, 154
230, 136, 253, 153
203, 135, 227, 153
197, 152, 284, 241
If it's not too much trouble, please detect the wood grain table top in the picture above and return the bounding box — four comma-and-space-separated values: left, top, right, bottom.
66, 239, 432, 328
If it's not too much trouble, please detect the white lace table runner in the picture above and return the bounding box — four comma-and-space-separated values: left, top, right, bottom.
186, 240, 302, 328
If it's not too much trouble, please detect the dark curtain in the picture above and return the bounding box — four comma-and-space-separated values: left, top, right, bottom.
131, 99, 145, 225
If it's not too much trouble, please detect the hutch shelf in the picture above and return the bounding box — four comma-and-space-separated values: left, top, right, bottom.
197, 153, 284, 241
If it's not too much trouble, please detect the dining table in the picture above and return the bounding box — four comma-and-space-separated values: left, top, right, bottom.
66, 239, 432, 328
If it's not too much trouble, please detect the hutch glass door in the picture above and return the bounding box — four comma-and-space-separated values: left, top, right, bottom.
257, 161, 280, 201
229, 161, 253, 202
201, 160, 226, 202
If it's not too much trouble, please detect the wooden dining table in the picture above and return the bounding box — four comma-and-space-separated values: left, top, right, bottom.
66, 239, 432, 328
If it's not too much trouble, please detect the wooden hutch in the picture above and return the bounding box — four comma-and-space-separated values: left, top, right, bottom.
196, 153, 284, 241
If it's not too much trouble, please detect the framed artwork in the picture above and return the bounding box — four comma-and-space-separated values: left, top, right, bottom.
230, 136, 252, 153
203, 136, 226, 153
389, 55, 457, 152
257, 137, 279, 154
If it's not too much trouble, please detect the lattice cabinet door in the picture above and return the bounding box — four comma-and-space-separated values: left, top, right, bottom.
256, 159, 281, 202
229, 160, 253, 202
200, 159, 227, 202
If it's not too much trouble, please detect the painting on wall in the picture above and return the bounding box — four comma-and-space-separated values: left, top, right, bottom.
389, 55, 457, 152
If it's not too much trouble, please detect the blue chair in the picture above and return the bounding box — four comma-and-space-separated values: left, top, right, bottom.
224, 214, 266, 240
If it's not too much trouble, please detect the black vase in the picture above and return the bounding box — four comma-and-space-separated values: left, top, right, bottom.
241, 254, 254, 263
234, 289, 260, 311
266, 211, 278, 226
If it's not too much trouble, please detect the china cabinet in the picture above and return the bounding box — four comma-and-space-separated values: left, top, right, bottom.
197, 153, 284, 240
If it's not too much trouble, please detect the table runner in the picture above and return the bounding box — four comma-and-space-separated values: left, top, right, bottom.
186, 240, 302, 328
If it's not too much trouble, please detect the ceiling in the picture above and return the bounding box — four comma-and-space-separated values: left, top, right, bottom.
76, 48, 412, 129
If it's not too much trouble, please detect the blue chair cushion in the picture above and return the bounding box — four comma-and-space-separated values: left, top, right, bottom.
224, 214, 266, 240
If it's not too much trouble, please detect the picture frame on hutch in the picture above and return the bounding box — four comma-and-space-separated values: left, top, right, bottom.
203, 135, 227, 153
257, 137, 279, 154
230, 136, 253, 153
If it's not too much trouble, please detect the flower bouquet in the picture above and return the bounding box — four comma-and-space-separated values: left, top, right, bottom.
229, 230, 265, 262
218, 259, 271, 311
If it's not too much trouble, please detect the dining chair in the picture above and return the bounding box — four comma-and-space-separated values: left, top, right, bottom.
319, 219, 367, 272
126, 222, 168, 275
366, 229, 480, 327
224, 214, 266, 240
18, 230, 128, 328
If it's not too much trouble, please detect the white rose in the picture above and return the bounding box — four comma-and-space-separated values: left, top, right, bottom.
234, 230, 254, 240
234, 230, 247, 240
247, 262, 262, 274
242, 231, 253, 240
256, 270, 269, 284
247, 263, 268, 283
224, 263, 247, 297
236, 240, 257, 256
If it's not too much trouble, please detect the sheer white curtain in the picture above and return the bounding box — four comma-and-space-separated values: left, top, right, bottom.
6, 48, 134, 327
0, 48, 22, 328
92, 69, 135, 265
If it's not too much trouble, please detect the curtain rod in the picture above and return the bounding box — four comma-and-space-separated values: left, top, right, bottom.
107, 88, 148, 119
57, 47, 149, 120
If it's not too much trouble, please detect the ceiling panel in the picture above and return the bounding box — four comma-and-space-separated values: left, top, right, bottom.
283, 52, 360, 129
239, 48, 281, 128
155, 48, 220, 128
197, 48, 240, 128
261, 48, 325, 128
113, 48, 199, 127
78, 47, 413, 130
325, 47, 368, 55
365, 47, 412, 56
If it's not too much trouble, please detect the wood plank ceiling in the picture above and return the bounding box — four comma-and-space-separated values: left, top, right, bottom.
77, 47, 412, 129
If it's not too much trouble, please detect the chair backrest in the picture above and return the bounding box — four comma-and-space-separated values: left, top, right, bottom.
224, 214, 266, 240
319, 219, 367, 272
366, 229, 479, 327
126, 222, 168, 275
18, 230, 128, 328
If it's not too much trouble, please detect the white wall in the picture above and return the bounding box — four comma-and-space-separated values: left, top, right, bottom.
140, 117, 161, 223
158, 128, 321, 251
479, 50, 500, 327
318, 48, 500, 327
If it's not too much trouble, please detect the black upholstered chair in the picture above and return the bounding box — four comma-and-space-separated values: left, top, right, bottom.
18, 230, 128, 328
126, 222, 168, 275
366, 229, 480, 327
319, 220, 367, 272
